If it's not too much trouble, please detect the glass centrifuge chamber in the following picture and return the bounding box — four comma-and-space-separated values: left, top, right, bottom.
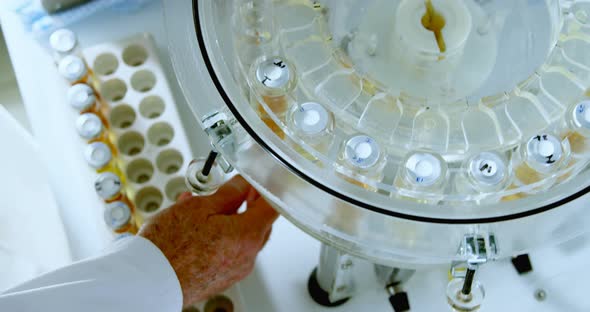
165, 0, 590, 267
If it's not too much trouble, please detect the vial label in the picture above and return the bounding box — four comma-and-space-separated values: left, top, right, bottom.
256, 58, 291, 89
292, 102, 332, 136
467, 152, 508, 188
403, 152, 444, 187
344, 135, 381, 169
526, 134, 563, 167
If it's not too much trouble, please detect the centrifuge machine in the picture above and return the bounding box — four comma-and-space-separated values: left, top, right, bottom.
164, 0, 590, 310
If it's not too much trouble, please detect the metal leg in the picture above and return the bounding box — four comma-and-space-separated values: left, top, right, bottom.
308, 244, 355, 306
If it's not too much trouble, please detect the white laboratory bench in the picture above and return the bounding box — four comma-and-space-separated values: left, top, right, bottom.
1, 2, 590, 312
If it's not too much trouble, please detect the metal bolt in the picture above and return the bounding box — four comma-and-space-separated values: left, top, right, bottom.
535, 289, 547, 302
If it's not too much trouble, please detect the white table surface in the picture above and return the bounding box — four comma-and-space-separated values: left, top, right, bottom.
2, 2, 590, 311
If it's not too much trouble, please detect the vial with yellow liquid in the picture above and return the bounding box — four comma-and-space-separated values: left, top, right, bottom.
49, 28, 79, 61
503, 134, 570, 201
94, 172, 133, 208
58, 55, 94, 85
564, 100, 590, 156
250, 56, 297, 139
288, 101, 335, 161
104, 201, 138, 235
67, 83, 109, 125
455, 152, 511, 203
514, 134, 569, 186
338, 134, 386, 190
76, 113, 117, 152
84, 142, 123, 177
394, 151, 448, 203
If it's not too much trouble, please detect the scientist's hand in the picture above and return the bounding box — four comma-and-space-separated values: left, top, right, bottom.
140, 176, 279, 306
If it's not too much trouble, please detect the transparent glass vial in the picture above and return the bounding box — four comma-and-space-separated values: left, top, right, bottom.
250, 56, 297, 139
58, 55, 93, 85
288, 101, 334, 160
49, 28, 79, 60
76, 113, 116, 151
455, 152, 511, 202
565, 100, 590, 155
94, 172, 133, 208
84, 142, 123, 176
395, 151, 448, 203
104, 201, 138, 235
67, 83, 109, 125
514, 134, 570, 186
338, 134, 386, 190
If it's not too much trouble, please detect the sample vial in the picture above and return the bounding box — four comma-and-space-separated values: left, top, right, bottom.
76, 113, 116, 151
565, 100, 590, 155
250, 56, 298, 139
49, 28, 78, 60
338, 135, 386, 190
94, 172, 133, 208
104, 201, 138, 235
455, 152, 511, 202
67, 83, 109, 125
395, 151, 448, 202
288, 102, 334, 160
58, 55, 92, 85
502, 133, 571, 201
514, 134, 569, 186
84, 142, 123, 176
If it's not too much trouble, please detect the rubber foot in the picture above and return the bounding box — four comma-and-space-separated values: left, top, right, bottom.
307, 268, 350, 307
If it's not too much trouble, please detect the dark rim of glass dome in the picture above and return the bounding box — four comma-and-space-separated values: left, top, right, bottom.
192, 0, 590, 224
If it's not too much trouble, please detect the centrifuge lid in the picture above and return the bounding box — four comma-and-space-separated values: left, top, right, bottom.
176, 0, 590, 223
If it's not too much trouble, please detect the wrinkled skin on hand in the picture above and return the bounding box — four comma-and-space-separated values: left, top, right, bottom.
140, 176, 279, 306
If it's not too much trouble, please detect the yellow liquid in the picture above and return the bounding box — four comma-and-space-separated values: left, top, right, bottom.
421, 0, 447, 54
257, 95, 289, 139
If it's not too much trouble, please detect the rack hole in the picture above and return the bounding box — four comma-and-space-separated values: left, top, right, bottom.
204, 296, 234, 312
118, 132, 145, 156
135, 187, 163, 213
131, 70, 157, 93
157, 149, 184, 175
148, 122, 175, 147
122, 44, 148, 67
140, 95, 165, 119
165, 177, 189, 201
100, 79, 127, 102
109, 104, 136, 129
126, 159, 154, 184
93, 53, 119, 76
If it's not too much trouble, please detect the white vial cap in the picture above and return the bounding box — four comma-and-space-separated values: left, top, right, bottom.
49, 29, 77, 53
292, 102, 332, 136
574, 101, 590, 130
404, 152, 444, 186
344, 135, 381, 169
526, 134, 563, 167
256, 57, 292, 89
76, 113, 103, 140
58, 55, 87, 82
68, 84, 96, 111
468, 152, 508, 187
104, 201, 132, 231
85, 142, 113, 169
94, 172, 122, 200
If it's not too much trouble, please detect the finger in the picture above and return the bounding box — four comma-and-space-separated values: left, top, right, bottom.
246, 187, 260, 203
240, 195, 279, 229
177, 192, 193, 202
206, 175, 251, 215
261, 227, 272, 248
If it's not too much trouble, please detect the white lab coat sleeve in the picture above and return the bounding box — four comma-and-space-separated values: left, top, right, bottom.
0, 236, 183, 312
